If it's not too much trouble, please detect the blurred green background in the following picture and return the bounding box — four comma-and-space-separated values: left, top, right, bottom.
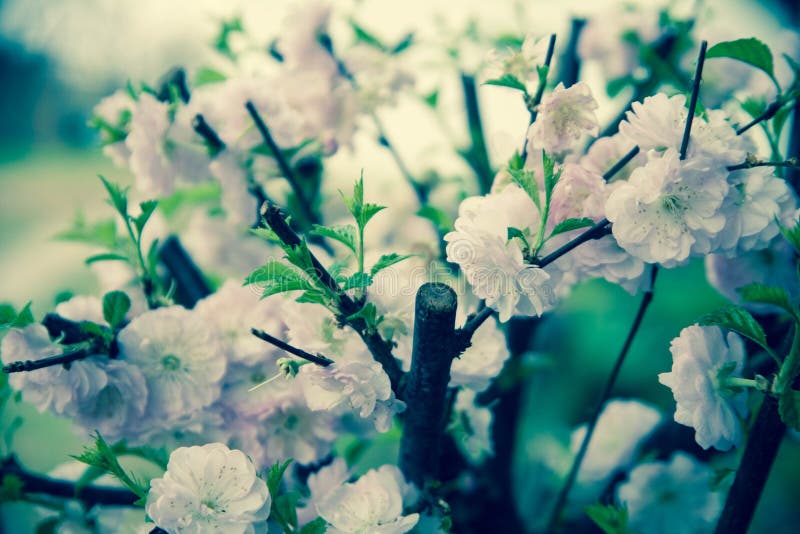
1, 0, 799, 532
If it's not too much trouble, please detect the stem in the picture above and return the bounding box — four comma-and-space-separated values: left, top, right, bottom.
722, 377, 760, 390
520, 34, 557, 161
2, 342, 93, 374
558, 19, 586, 88
259, 202, 404, 392
534, 219, 612, 268
245, 101, 319, 226
456, 307, 496, 352
726, 158, 799, 172
545, 266, 658, 533
250, 328, 333, 366
736, 98, 795, 136
399, 283, 458, 487
602, 146, 640, 182
0, 456, 138, 507
158, 235, 212, 308
713, 396, 785, 534
460, 73, 494, 194
679, 41, 707, 161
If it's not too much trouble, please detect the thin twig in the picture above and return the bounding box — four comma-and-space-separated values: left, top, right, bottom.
679, 41, 707, 161
602, 146, 640, 181
736, 98, 795, 136
245, 101, 318, 225
520, 34, 557, 162
461, 73, 494, 194
534, 219, 612, 268
251, 328, 333, 366
545, 266, 659, 532
726, 158, 799, 172
2, 343, 93, 374
192, 113, 225, 155
455, 307, 496, 353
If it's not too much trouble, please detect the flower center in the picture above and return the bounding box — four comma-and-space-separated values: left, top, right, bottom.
162, 354, 181, 371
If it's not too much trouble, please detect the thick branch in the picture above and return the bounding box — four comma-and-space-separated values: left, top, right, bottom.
558, 18, 586, 88
714, 396, 785, 534
399, 283, 458, 487
251, 328, 333, 366
159, 236, 212, 308
546, 266, 658, 532
1, 456, 138, 507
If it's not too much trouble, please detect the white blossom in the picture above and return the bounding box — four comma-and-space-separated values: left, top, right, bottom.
445, 184, 557, 322
617, 452, 723, 534
55, 295, 107, 325
209, 151, 259, 228
527, 82, 599, 156
571, 399, 662, 494
450, 316, 509, 392
146, 443, 270, 534
482, 34, 550, 93
605, 148, 729, 267
658, 325, 748, 451
316, 465, 418, 534
117, 306, 226, 424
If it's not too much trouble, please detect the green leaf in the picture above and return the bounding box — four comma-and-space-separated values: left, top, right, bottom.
72, 432, 147, 499
283, 241, 317, 275
245, 262, 315, 298
102, 291, 131, 329
132, 200, 158, 234
194, 67, 227, 86
585, 503, 629, 534
346, 302, 380, 329
508, 168, 540, 210
267, 459, 293, 499
707, 38, 776, 84
213, 17, 244, 59
737, 283, 795, 315
423, 89, 439, 109
310, 224, 358, 254
57, 216, 118, 249
370, 253, 415, 277
779, 217, 800, 253
99, 176, 129, 218
779, 390, 800, 430
360, 203, 387, 227
85, 253, 129, 265
507, 227, 529, 248
417, 205, 452, 232
483, 74, 527, 92
300, 518, 328, 534
697, 305, 769, 351
542, 151, 561, 201
0, 304, 17, 326
340, 175, 386, 230
350, 19, 387, 51
740, 97, 766, 120
391, 33, 414, 54
340, 272, 373, 291
250, 227, 281, 244
275, 491, 301, 531
1, 302, 35, 329
550, 218, 596, 238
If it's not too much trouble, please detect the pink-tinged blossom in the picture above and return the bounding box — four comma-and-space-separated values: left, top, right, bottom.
527, 82, 599, 156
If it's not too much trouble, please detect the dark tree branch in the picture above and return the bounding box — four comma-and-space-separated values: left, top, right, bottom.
245, 101, 319, 226
2, 343, 93, 374
520, 34, 557, 162
602, 146, 640, 181
534, 219, 612, 268
159, 236, 212, 309
455, 306, 495, 353
736, 98, 796, 136
461, 73, 494, 194
155, 67, 190, 104
785, 98, 800, 194
679, 41, 707, 161
727, 158, 799, 172
192, 113, 225, 156
399, 283, 458, 487
545, 266, 659, 532
1, 456, 138, 507
714, 396, 785, 534
558, 18, 586, 88
251, 328, 333, 366
259, 202, 404, 391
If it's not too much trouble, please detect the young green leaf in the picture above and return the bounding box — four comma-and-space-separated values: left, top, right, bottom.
370, 253, 416, 277
736, 283, 795, 316
85, 253, 129, 266
245, 262, 315, 298
311, 224, 358, 253
300, 517, 328, 534
346, 302, 380, 329
507, 227, 530, 249
779, 217, 800, 253
72, 432, 148, 500
585, 503, 629, 534
360, 203, 387, 228
132, 200, 158, 234
550, 218, 596, 238
541, 151, 561, 202
0, 302, 34, 329
423, 89, 439, 109
267, 459, 293, 500
349, 19, 387, 51
102, 291, 131, 330
194, 67, 227, 86
483, 74, 527, 92
390, 33, 414, 54
99, 176, 129, 218
57, 216, 118, 250
706, 38, 776, 86
340, 272, 373, 291
697, 306, 769, 352
508, 168, 540, 210
417, 206, 452, 232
